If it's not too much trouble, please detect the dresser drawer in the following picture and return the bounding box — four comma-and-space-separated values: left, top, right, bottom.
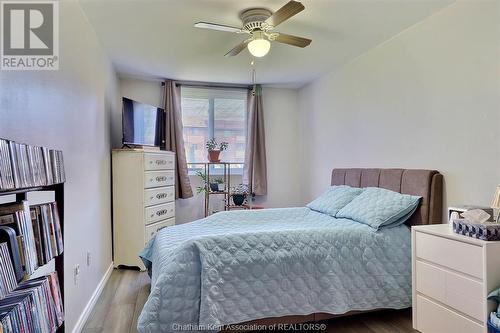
415, 231, 483, 279
144, 153, 174, 171
145, 202, 175, 224
145, 218, 175, 243
416, 295, 483, 333
144, 170, 175, 188
144, 186, 174, 207
416, 260, 483, 321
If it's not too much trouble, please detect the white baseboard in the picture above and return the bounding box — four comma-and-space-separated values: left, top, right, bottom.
71, 262, 114, 333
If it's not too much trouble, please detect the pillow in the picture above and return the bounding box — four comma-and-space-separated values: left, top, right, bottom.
336, 187, 421, 230
377, 203, 419, 229
307, 185, 364, 216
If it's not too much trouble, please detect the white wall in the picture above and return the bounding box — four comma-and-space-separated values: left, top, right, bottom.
298, 1, 500, 212
118, 78, 301, 223
255, 88, 301, 208
0, 1, 118, 331
114, 77, 164, 148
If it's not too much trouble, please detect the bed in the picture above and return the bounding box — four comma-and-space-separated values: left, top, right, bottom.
137, 168, 443, 333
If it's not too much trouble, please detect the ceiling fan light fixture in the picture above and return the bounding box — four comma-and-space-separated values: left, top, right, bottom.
247, 32, 270, 57
195, 1, 311, 58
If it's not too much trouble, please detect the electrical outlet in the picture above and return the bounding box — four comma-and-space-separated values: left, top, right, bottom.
86, 251, 91, 267
74, 264, 80, 285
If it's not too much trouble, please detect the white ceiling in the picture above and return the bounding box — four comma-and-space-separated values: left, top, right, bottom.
79, 0, 453, 88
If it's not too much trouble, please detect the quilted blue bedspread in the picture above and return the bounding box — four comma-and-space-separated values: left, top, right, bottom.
138, 207, 411, 333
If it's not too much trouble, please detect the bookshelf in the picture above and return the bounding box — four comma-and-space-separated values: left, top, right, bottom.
0, 184, 65, 333
0, 138, 65, 333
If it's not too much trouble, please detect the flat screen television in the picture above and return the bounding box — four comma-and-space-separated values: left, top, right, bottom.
122, 97, 164, 147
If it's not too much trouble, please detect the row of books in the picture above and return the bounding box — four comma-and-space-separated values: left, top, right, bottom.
0, 202, 63, 277
0, 243, 17, 300
0, 272, 63, 333
0, 139, 65, 191
30, 203, 63, 267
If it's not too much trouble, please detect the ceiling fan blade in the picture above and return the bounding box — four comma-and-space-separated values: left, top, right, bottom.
274, 33, 311, 47
265, 1, 305, 28
225, 39, 250, 57
194, 21, 242, 33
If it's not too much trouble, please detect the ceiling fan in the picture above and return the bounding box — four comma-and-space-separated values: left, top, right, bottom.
194, 0, 312, 58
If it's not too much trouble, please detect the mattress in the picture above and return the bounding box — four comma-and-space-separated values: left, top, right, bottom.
138, 207, 411, 333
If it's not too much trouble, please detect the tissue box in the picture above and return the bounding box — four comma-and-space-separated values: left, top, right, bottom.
453, 219, 500, 241
448, 205, 495, 222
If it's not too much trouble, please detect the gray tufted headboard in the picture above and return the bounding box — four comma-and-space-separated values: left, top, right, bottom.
331, 168, 443, 226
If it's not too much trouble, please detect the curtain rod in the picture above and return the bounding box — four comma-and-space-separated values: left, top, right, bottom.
162, 80, 252, 90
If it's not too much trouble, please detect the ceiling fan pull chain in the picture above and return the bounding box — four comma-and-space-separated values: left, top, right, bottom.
250, 59, 257, 86
251, 61, 257, 95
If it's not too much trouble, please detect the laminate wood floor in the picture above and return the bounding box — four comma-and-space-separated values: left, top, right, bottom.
82, 269, 417, 333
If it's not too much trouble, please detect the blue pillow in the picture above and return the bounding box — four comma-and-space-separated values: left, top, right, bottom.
336, 187, 421, 230
307, 185, 364, 216
378, 203, 419, 229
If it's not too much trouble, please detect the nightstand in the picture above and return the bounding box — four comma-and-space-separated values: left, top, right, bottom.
412, 224, 500, 333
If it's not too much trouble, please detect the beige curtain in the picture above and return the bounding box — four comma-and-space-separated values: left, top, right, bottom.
243, 84, 267, 195
164, 80, 193, 199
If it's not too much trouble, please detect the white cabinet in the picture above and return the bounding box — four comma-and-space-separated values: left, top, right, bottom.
112, 149, 176, 270
145, 218, 175, 243
412, 224, 500, 333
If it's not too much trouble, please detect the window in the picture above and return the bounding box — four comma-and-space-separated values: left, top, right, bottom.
181, 86, 247, 173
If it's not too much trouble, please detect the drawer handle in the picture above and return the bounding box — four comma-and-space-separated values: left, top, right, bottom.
149, 160, 167, 165
156, 209, 169, 216
156, 193, 168, 199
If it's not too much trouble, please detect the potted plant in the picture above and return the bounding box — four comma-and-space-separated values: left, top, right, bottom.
195, 171, 224, 194
206, 138, 229, 162
231, 184, 249, 206
210, 178, 224, 192
195, 170, 208, 194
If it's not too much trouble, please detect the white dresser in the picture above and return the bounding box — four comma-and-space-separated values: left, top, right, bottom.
412, 224, 500, 333
112, 149, 176, 269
